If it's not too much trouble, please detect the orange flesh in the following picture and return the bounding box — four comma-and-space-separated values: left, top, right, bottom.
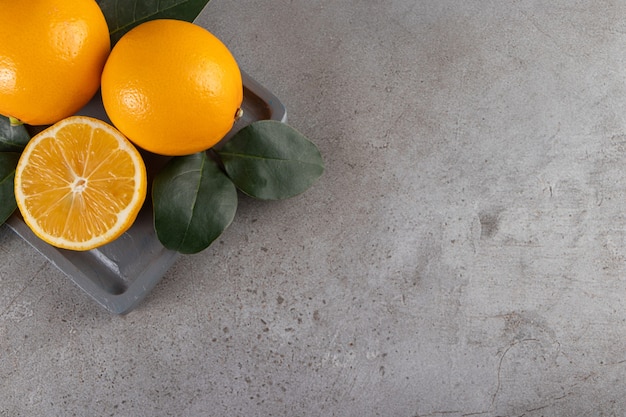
15, 117, 146, 250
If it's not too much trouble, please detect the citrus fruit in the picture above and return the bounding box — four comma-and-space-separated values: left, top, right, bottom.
14, 116, 147, 251
101, 19, 243, 156
0, 0, 110, 126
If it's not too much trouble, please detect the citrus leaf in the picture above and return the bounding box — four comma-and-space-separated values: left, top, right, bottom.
96, 0, 211, 44
152, 152, 237, 254
217, 120, 324, 200
0, 115, 30, 152
0, 152, 20, 226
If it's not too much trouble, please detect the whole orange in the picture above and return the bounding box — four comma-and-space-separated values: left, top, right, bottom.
101, 19, 243, 156
0, 0, 110, 126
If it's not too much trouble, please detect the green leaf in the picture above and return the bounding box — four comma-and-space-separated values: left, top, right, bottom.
217, 120, 324, 200
0, 115, 30, 152
0, 152, 20, 226
96, 0, 211, 45
152, 152, 238, 254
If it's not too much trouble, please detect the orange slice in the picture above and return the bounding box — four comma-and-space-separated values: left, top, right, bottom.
14, 116, 147, 251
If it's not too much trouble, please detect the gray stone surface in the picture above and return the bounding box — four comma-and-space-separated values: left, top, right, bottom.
3, 0, 626, 415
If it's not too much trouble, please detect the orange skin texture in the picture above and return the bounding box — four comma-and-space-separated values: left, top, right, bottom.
0, 0, 110, 125
101, 19, 244, 156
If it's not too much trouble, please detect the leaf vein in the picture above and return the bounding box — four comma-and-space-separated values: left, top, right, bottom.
219, 151, 321, 164
109, 1, 202, 36
179, 157, 205, 247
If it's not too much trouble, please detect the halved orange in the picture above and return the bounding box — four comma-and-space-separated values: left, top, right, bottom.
14, 116, 147, 251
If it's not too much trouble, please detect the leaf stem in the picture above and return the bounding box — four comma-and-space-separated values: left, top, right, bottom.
8, 116, 23, 127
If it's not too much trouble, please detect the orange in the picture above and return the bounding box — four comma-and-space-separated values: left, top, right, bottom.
0, 0, 110, 126
14, 116, 147, 251
101, 19, 243, 156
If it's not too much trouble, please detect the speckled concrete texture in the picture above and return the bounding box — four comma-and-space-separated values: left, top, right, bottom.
3, 0, 626, 415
